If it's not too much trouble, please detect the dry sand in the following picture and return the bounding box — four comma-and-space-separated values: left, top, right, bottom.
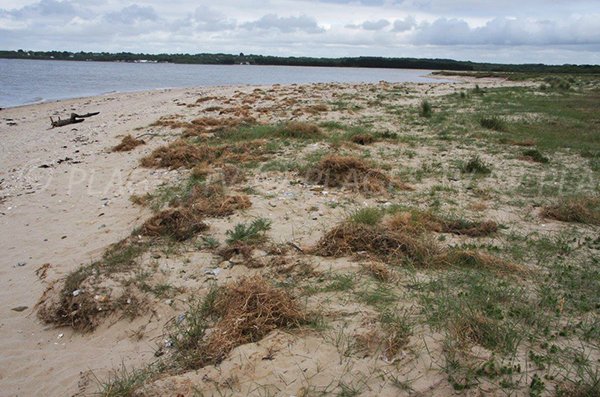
0, 77, 531, 396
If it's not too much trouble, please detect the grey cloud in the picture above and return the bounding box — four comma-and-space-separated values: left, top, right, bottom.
318, 0, 385, 5
361, 19, 389, 30
104, 5, 158, 24
346, 19, 390, 31
4, 0, 77, 18
241, 14, 324, 33
189, 6, 236, 31
413, 16, 600, 46
392, 16, 416, 32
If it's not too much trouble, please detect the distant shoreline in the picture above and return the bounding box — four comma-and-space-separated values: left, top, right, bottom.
2, 50, 599, 73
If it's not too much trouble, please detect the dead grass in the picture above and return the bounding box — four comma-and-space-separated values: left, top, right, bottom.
219, 164, 247, 185
304, 103, 329, 114
174, 182, 252, 217
181, 116, 256, 137
191, 190, 251, 218
140, 139, 270, 169
305, 155, 396, 194
541, 196, 600, 225
441, 219, 498, 237
139, 208, 208, 241
388, 211, 498, 237
167, 277, 306, 369
350, 134, 376, 145
280, 121, 322, 138
112, 135, 145, 152
363, 262, 394, 282
140, 139, 209, 169
150, 114, 255, 137
314, 212, 512, 272
313, 222, 438, 266
150, 115, 187, 129
205, 277, 306, 362
37, 239, 149, 331
190, 163, 211, 179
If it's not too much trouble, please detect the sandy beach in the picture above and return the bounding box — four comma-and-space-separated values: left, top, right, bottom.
1, 76, 596, 397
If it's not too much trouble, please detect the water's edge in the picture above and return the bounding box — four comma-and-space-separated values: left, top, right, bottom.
1, 59, 449, 108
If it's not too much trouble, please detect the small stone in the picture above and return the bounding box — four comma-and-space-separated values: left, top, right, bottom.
93, 294, 108, 302
219, 261, 232, 269
11, 306, 28, 312
204, 268, 221, 276
17, 262, 26, 267
229, 254, 245, 264
72, 289, 82, 297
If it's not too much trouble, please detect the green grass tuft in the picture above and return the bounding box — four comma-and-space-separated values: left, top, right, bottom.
225, 218, 272, 244
420, 100, 433, 118
460, 156, 492, 175
350, 207, 384, 226
480, 116, 507, 131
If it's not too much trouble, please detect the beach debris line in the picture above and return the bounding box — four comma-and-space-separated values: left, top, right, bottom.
50, 111, 99, 128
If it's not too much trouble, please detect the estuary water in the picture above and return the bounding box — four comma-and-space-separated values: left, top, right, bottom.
0, 58, 443, 108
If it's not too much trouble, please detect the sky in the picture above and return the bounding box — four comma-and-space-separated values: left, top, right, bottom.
1, 0, 599, 65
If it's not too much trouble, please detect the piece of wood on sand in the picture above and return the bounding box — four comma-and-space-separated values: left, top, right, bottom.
50, 112, 100, 128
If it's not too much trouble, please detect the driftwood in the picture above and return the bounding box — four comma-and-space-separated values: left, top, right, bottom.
50, 112, 100, 128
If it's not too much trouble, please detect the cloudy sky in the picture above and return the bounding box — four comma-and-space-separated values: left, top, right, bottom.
1, 0, 599, 64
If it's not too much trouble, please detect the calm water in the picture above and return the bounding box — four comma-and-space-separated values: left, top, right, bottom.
0, 58, 443, 108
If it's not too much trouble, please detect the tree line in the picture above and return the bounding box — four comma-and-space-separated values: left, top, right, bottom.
1, 50, 598, 74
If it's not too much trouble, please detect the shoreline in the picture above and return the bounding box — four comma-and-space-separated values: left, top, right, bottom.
0, 59, 450, 109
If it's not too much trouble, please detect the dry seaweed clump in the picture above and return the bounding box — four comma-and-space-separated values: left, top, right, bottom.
541, 195, 600, 225
314, 212, 512, 272
313, 222, 438, 266
37, 240, 148, 331
141, 139, 270, 169
350, 134, 376, 145
440, 219, 498, 237
112, 134, 145, 152
184, 183, 251, 217
280, 121, 322, 138
216, 164, 247, 185
182, 116, 256, 137
140, 139, 209, 169
388, 211, 498, 238
167, 277, 306, 369
140, 208, 208, 241
306, 155, 397, 194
